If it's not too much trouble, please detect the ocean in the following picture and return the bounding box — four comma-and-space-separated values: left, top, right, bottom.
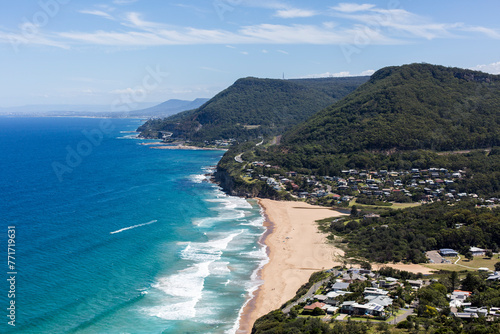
0, 117, 266, 333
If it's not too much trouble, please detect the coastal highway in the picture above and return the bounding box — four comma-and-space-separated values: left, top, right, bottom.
235, 153, 244, 163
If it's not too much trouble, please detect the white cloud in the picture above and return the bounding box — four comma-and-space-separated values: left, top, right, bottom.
79, 10, 114, 20
57, 21, 399, 46
331, 3, 375, 13
471, 61, 500, 74
299, 70, 374, 78
332, 6, 462, 40
123, 12, 167, 30
3, 5, 499, 49
111, 87, 145, 95
238, 0, 287, 10
275, 8, 317, 19
461, 26, 500, 39
277, 49, 289, 54
262, 49, 268, 53
113, 0, 138, 4
0, 30, 69, 49
240, 51, 249, 55
322, 21, 337, 29
360, 69, 375, 76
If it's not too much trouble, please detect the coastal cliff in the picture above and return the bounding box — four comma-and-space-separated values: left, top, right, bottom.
214, 165, 240, 196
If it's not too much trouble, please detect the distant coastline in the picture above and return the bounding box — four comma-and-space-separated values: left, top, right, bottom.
151, 144, 228, 151
140, 141, 228, 151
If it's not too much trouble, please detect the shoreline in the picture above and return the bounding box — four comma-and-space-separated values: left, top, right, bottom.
237, 199, 348, 334
141, 142, 228, 151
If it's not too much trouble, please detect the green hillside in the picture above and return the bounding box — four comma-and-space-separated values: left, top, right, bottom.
283, 63, 500, 153
216, 64, 500, 199
137, 76, 368, 143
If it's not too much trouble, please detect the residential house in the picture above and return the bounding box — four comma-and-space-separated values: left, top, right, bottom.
304, 302, 327, 311
326, 290, 351, 305
331, 281, 350, 292
407, 279, 424, 289
340, 301, 387, 317
313, 295, 328, 302
449, 290, 472, 308
487, 272, 500, 281
365, 295, 393, 307
364, 287, 389, 296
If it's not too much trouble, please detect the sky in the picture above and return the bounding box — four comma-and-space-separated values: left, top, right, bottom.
1, 0, 500, 110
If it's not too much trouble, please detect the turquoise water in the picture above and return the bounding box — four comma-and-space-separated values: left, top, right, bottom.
0, 117, 266, 333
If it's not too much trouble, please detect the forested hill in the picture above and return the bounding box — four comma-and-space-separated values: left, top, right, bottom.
282, 63, 500, 153
137, 76, 368, 142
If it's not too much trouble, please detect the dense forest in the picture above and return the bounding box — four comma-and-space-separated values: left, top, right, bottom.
250, 64, 500, 177
323, 201, 500, 263
282, 63, 500, 153
137, 76, 368, 142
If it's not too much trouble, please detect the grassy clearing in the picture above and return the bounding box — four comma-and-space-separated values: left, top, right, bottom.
424, 254, 500, 272
423, 264, 469, 272
346, 199, 422, 214
390, 202, 422, 209
456, 255, 500, 271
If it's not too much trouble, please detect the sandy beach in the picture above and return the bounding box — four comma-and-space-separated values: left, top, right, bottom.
150, 144, 227, 151
237, 199, 347, 334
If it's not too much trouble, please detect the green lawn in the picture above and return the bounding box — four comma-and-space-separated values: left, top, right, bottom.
347, 309, 406, 323
346, 199, 422, 213
456, 255, 499, 271
424, 254, 500, 272
423, 263, 469, 272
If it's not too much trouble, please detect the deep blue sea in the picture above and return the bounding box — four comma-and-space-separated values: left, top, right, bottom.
0, 117, 266, 333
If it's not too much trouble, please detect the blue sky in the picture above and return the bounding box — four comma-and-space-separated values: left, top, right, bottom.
1, 0, 500, 109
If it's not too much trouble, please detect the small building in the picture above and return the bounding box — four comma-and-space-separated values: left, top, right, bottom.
331, 281, 350, 292
364, 287, 389, 296
314, 294, 328, 302
487, 272, 500, 281
340, 301, 356, 314
453, 312, 478, 319
470, 247, 486, 256
464, 307, 488, 317
449, 290, 472, 308
439, 248, 458, 257
407, 279, 424, 289
326, 290, 352, 305
365, 295, 393, 307
326, 306, 339, 314
304, 302, 327, 311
